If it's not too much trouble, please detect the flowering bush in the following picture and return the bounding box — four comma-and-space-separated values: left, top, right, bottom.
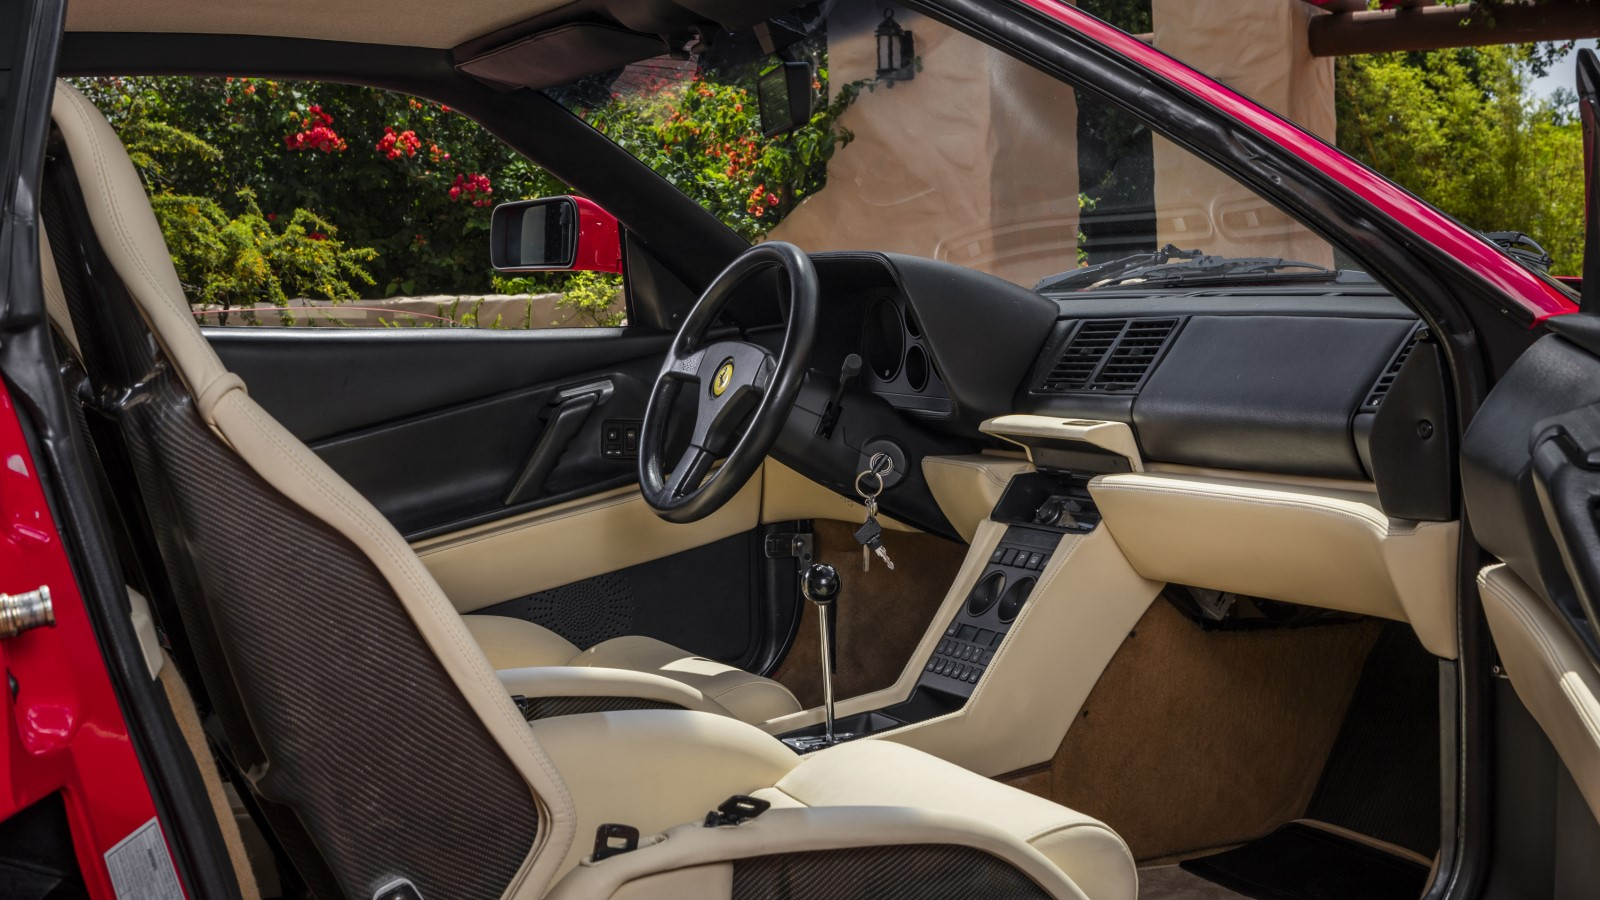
78, 76, 565, 302
579, 64, 862, 241
76, 58, 858, 323
283, 105, 347, 153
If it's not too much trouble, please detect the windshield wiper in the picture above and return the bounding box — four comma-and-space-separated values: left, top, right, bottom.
1035, 244, 1337, 292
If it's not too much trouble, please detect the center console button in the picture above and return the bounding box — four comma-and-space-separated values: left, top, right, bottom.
999, 548, 1018, 566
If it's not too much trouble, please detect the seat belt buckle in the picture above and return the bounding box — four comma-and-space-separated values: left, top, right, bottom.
592, 823, 641, 861
703, 794, 771, 827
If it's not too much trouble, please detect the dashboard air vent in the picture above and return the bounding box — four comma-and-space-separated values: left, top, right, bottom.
1039, 319, 1124, 391
1038, 318, 1180, 394
1362, 326, 1424, 411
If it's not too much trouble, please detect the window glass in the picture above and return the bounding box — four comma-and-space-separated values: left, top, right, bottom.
543, 0, 1357, 294
75, 77, 625, 328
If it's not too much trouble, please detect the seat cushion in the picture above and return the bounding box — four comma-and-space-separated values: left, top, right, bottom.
753, 739, 1137, 900
461, 617, 802, 726
462, 614, 582, 669
572, 635, 802, 725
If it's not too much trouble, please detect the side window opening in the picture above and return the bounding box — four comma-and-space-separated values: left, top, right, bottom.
74, 76, 626, 329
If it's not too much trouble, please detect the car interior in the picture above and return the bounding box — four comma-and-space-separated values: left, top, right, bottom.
12, 0, 1600, 899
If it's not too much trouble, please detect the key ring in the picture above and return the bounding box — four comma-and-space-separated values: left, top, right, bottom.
854, 469, 884, 499
854, 452, 895, 499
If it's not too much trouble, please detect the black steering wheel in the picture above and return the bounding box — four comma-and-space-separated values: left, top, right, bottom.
639, 242, 818, 523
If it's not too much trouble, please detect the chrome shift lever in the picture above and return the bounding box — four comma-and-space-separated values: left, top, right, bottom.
801, 563, 842, 744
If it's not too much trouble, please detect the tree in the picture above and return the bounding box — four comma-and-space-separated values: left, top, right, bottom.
1336, 45, 1585, 274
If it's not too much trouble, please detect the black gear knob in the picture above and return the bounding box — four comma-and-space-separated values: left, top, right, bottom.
802, 563, 840, 606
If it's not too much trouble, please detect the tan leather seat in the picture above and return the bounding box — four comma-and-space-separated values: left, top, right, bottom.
40, 203, 799, 729
44, 79, 1135, 900
464, 616, 801, 724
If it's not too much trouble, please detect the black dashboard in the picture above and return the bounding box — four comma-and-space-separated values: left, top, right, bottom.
779, 252, 1452, 535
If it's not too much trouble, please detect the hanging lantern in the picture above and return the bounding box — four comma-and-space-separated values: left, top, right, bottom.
875, 8, 916, 87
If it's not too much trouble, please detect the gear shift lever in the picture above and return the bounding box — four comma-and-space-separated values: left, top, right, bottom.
802, 563, 842, 744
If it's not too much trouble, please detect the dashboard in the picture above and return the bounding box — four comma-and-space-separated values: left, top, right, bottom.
775, 251, 1451, 537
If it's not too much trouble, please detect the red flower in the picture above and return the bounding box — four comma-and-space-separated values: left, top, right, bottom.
448, 172, 494, 207
376, 126, 421, 160
284, 107, 346, 152
309, 232, 327, 241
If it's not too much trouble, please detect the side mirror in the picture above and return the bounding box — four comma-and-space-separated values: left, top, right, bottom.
490, 196, 622, 274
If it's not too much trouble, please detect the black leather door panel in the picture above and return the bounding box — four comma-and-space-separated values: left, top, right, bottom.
206, 327, 670, 442
207, 327, 668, 537
312, 368, 657, 536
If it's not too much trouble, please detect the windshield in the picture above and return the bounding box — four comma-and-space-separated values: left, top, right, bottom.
543, 0, 1356, 292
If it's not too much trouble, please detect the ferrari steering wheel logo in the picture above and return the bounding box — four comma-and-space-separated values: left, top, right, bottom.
711, 359, 735, 398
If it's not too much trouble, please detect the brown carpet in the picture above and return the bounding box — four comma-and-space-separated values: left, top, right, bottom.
769, 520, 965, 709
1000, 597, 1382, 862
1137, 865, 1250, 899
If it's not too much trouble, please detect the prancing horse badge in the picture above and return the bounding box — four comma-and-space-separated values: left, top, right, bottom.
711, 359, 735, 397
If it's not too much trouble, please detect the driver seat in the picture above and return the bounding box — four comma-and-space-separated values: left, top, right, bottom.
42, 80, 1136, 899
34, 83, 798, 729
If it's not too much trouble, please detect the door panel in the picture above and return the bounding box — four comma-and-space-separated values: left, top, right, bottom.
414, 475, 762, 612
1463, 321, 1600, 827
1478, 564, 1600, 821
206, 327, 790, 667
208, 327, 670, 537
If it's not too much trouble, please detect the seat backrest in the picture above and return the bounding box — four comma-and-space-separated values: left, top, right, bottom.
43, 80, 575, 900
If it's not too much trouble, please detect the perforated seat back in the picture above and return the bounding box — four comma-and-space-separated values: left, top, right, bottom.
43, 81, 573, 900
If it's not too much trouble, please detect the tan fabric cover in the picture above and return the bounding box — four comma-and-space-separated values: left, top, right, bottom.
465, 614, 583, 668
532, 710, 1128, 899
1090, 472, 1460, 658
66, 0, 571, 49
464, 616, 801, 725
497, 666, 731, 717
922, 454, 1035, 543
1480, 565, 1600, 821
756, 740, 1137, 900
572, 635, 802, 726
547, 808, 1094, 900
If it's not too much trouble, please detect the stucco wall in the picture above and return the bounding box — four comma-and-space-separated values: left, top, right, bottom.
772, 1, 1339, 277
769, 6, 1082, 288
1151, 0, 1336, 264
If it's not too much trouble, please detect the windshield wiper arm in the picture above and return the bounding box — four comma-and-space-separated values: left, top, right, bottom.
1035, 245, 1335, 292
1034, 244, 1203, 292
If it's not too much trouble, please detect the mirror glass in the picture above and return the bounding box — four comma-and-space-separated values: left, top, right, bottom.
491, 197, 577, 270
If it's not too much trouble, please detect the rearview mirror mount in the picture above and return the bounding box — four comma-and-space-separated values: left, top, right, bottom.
490, 196, 623, 274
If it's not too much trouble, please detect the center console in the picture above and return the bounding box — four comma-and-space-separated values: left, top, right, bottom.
778, 469, 1101, 752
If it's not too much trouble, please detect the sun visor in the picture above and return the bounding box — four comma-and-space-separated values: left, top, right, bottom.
456, 22, 666, 89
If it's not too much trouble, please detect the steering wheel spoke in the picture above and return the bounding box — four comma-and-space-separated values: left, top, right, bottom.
666, 445, 716, 499
638, 243, 817, 523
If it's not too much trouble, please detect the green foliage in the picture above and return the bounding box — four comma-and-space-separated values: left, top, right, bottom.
559, 271, 628, 327
1336, 45, 1585, 274
577, 64, 861, 241
153, 189, 377, 324
76, 75, 566, 301
77, 62, 858, 316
